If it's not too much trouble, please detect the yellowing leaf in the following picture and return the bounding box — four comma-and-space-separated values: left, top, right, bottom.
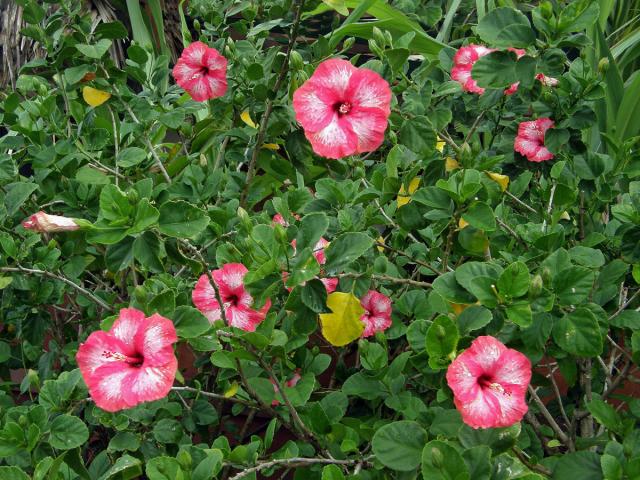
397, 177, 421, 208
263, 143, 280, 150
445, 157, 459, 172
486, 171, 510, 192
458, 218, 469, 229
82, 86, 111, 107
224, 381, 239, 398
450, 303, 471, 315
560, 211, 571, 221
436, 137, 446, 153
319, 292, 365, 346
377, 236, 385, 253
241, 110, 257, 129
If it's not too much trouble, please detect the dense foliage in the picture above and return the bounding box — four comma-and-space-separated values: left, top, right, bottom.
1, 0, 640, 478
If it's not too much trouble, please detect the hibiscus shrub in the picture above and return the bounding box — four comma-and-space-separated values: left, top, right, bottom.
2, 0, 640, 478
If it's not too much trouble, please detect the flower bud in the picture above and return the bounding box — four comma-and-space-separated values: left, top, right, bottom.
290, 51, 304, 70
540, 1, 553, 18
372, 27, 386, 48
193, 19, 201, 31
342, 37, 356, 51
237, 207, 252, 232
22, 211, 81, 233
598, 57, 609, 74
529, 274, 543, 298
541, 267, 552, 285
431, 447, 444, 468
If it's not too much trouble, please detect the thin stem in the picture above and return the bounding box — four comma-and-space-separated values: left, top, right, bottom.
240, 0, 305, 206
505, 190, 538, 214
0, 266, 113, 312
338, 272, 432, 288
528, 385, 573, 451
171, 386, 255, 407
228, 456, 373, 480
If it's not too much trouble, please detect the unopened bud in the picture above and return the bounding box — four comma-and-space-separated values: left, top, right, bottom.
342, 37, 356, 51
290, 51, 304, 70
193, 19, 201, 31
598, 57, 609, 74
530, 274, 543, 298
22, 211, 81, 233
540, 1, 553, 19
431, 447, 444, 468
372, 27, 386, 48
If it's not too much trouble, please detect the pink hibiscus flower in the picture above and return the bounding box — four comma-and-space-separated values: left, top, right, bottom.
514, 118, 555, 162
192, 263, 271, 332
22, 211, 80, 232
284, 238, 338, 293
271, 370, 302, 406
446, 336, 531, 429
292, 58, 392, 159
451, 45, 524, 95
272, 213, 301, 227
360, 290, 392, 337
76, 308, 178, 412
172, 41, 227, 102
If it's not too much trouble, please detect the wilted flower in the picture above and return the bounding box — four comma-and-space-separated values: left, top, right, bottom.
446, 336, 531, 429
514, 118, 555, 162
172, 41, 228, 102
359, 290, 392, 337
22, 211, 80, 232
293, 58, 392, 159
192, 263, 271, 332
76, 308, 178, 412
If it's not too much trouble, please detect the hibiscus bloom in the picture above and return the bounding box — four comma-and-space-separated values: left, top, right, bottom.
451, 45, 524, 95
192, 263, 271, 332
172, 41, 227, 102
76, 308, 178, 412
22, 211, 80, 232
360, 290, 392, 337
446, 336, 531, 429
514, 118, 555, 162
293, 58, 392, 159
284, 238, 338, 293
535, 73, 559, 87
272, 213, 300, 227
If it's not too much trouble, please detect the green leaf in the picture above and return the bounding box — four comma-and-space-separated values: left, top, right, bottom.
476, 7, 535, 48
118, 147, 147, 168
76, 166, 111, 185
557, 0, 600, 33
0, 466, 30, 480
98, 454, 143, 480
324, 232, 373, 272
49, 414, 89, 450
322, 464, 345, 480
498, 262, 530, 298
75, 39, 113, 58
457, 305, 493, 334
462, 202, 496, 231
295, 213, 329, 252
552, 451, 603, 480
192, 450, 223, 480
108, 432, 140, 452
471, 51, 518, 88
158, 200, 209, 239
152, 419, 183, 444
506, 301, 533, 328
301, 279, 329, 313
173, 306, 210, 339
106, 237, 135, 272
421, 440, 470, 480
553, 308, 603, 357
64, 65, 92, 84
587, 399, 622, 434
371, 421, 428, 471
552, 266, 595, 305
99, 185, 133, 222
426, 315, 459, 367
146, 457, 184, 480
4, 182, 38, 215
399, 117, 437, 155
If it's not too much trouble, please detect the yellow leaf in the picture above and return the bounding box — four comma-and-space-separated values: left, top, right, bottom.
82, 86, 111, 107
397, 177, 421, 208
224, 381, 239, 398
458, 218, 469, 229
319, 292, 365, 346
436, 137, 446, 153
263, 143, 280, 150
486, 171, 510, 192
560, 211, 571, 221
450, 303, 471, 315
445, 157, 460, 172
241, 110, 257, 129
377, 236, 385, 253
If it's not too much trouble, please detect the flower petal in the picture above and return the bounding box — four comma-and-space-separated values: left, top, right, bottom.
111, 308, 147, 354
226, 304, 269, 332
307, 58, 356, 99
134, 313, 178, 366
293, 82, 335, 132
305, 114, 358, 159
192, 274, 221, 319
346, 67, 392, 114
465, 336, 506, 372
76, 330, 130, 381
344, 106, 388, 153
122, 361, 178, 406
181, 41, 208, 66
88, 363, 136, 412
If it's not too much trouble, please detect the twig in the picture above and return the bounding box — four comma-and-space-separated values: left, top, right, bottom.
541, 182, 556, 232
528, 385, 573, 450
511, 448, 552, 477
107, 105, 120, 186
171, 386, 255, 407
547, 366, 570, 427
338, 272, 432, 288
228, 456, 374, 480
240, 0, 305, 206
0, 266, 113, 312
464, 111, 485, 144
375, 241, 441, 275
505, 191, 537, 214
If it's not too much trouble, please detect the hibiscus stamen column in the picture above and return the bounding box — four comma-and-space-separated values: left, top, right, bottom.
240, 0, 305, 207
